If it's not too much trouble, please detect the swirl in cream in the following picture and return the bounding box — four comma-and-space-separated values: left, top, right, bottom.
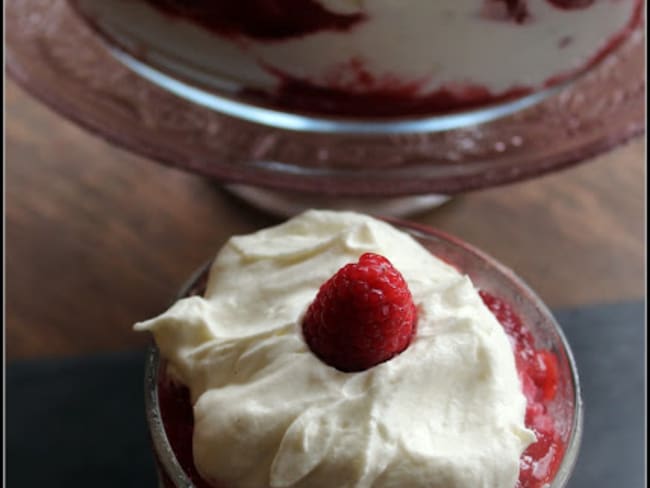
136, 210, 535, 488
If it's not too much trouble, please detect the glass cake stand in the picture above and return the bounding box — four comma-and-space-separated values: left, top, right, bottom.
6, 0, 645, 216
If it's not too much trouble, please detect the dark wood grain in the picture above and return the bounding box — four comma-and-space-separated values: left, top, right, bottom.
6, 80, 645, 360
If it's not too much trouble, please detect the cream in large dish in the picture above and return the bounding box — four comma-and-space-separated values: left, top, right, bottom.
75, 0, 641, 116
136, 210, 535, 488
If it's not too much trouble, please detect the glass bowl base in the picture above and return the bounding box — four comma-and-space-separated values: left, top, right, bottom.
224, 185, 451, 218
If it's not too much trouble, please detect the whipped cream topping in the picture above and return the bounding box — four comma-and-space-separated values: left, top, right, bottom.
136, 210, 535, 488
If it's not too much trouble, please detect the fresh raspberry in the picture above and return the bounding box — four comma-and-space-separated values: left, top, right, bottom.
302, 253, 417, 372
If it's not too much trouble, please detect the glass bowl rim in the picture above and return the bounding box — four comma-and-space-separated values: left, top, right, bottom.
143, 219, 584, 488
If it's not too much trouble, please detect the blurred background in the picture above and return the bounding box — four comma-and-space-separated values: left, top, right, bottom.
6, 78, 644, 360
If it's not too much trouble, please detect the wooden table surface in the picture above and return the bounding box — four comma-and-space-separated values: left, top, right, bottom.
6, 79, 645, 361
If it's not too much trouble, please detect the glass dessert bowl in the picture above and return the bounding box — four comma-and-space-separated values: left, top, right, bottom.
71, 0, 642, 132
142, 215, 583, 488
7, 0, 646, 216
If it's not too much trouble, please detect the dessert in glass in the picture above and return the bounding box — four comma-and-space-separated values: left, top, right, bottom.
137, 210, 583, 488
71, 0, 642, 130
7, 0, 645, 217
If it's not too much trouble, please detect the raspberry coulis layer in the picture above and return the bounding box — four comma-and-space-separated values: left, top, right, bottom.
156, 291, 566, 488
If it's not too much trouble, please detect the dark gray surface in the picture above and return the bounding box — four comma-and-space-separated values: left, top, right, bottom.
553, 302, 645, 488
7, 302, 645, 487
7, 350, 157, 488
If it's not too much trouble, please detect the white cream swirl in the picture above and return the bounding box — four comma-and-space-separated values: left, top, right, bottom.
135, 210, 535, 488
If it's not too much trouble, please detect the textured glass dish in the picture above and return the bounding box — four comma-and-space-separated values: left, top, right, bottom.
69, 0, 572, 135
143, 220, 583, 488
70, 0, 640, 134
5, 0, 645, 198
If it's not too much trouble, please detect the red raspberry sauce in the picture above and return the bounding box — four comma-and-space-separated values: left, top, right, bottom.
243, 75, 531, 117
157, 292, 564, 488
143, 0, 364, 40
479, 291, 565, 488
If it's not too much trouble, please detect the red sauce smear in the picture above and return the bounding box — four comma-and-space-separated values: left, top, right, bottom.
156, 292, 566, 488
143, 0, 365, 40
243, 58, 530, 116
495, 0, 596, 24
500, 0, 531, 23
244, 77, 531, 117
547, 0, 595, 9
